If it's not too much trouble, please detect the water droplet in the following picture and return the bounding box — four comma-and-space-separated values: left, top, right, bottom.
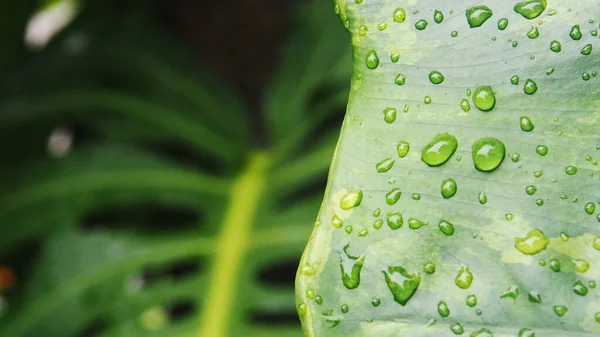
570, 25, 582, 40
450, 323, 464, 335
370, 298, 381, 307
595, 312, 600, 323
423, 262, 436, 274
340, 190, 363, 210
460, 99, 471, 112
408, 217, 427, 229
565, 166, 577, 175
412, 193, 421, 200
395, 73, 407, 86
533, 170, 543, 178
390, 52, 400, 63
511, 153, 521, 163
528, 291, 542, 304
307, 289, 315, 299
373, 219, 383, 229
573, 280, 588, 296
387, 212, 404, 230
471, 328, 494, 336
549, 40, 562, 53
421, 133, 458, 166
334, 3, 340, 15
439, 220, 455, 236
466, 294, 478, 307
340, 304, 349, 313
340, 244, 364, 289
515, 229, 550, 255
524, 79, 538, 95
506, 213, 514, 221
301, 263, 316, 276
511, 75, 520, 85
383, 266, 421, 306
498, 18, 509, 30
581, 44, 593, 55
536, 198, 544, 206
415, 19, 428, 30
365, 50, 379, 69
441, 178, 458, 199
478, 192, 488, 204
377, 157, 395, 173
536, 145, 548, 156
386, 188, 402, 205
590, 281, 597, 289
520, 116, 535, 132
466, 6, 493, 28
473, 86, 496, 111
429, 70, 445, 84
455, 265, 473, 289
451, 30, 459, 38
501, 285, 521, 300
332, 215, 343, 228
345, 225, 353, 234
437, 301, 450, 317
573, 259, 590, 273
514, 0, 547, 19
472, 138, 506, 172
373, 208, 381, 217
358, 229, 369, 237
554, 305, 568, 316
378, 22, 388, 31
394, 141, 410, 158
393, 8, 406, 23
583, 73, 591, 81
359, 25, 368, 36
527, 25, 540, 39
593, 237, 600, 250
525, 185, 537, 195
549, 258, 561, 272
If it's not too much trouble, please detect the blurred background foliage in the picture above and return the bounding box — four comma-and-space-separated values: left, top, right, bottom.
0, 0, 351, 336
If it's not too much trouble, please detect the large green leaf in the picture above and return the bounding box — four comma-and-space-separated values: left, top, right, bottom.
298, 1, 600, 336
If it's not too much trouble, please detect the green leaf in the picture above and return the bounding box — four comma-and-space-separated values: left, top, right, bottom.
298, 1, 600, 336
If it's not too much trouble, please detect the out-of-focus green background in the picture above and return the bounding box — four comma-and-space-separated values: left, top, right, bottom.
0, 0, 351, 336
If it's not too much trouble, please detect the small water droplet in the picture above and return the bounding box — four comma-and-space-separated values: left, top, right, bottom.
460, 99, 471, 112
466, 6, 493, 28
441, 178, 458, 199
387, 212, 404, 230
307, 289, 315, 299
451, 30, 459, 37
377, 157, 395, 173
466, 294, 478, 307
373, 208, 381, 217
423, 262, 436, 274
498, 18, 509, 30
437, 301, 450, 317
408, 217, 427, 229
554, 305, 568, 316
536, 145, 548, 156
358, 229, 369, 237
515, 229, 550, 255
520, 116, 535, 132
395, 73, 407, 86
410, 193, 420, 201
450, 323, 464, 335
365, 50, 379, 69
332, 215, 343, 228
378, 22, 388, 31
455, 265, 474, 289
390, 51, 400, 63
590, 281, 597, 289
439, 220, 455, 236
386, 188, 402, 205
359, 25, 368, 36
340, 304, 349, 313
393, 8, 407, 23
549, 258, 561, 272
595, 312, 600, 323
581, 44, 593, 55
472, 138, 506, 172
527, 25, 540, 39
397, 141, 410, 158
340, 190, 363, 210
570, 25, 582, 40
298, 303, 308, 316
511, 153, 521, 162
301, 263, 316, 276
524, 79, 538, 95
371, 298, 381, 307
373, 219, 383, 229
473, 86, 496, 111
573, 280, 588, 296
583, 73, 591, 81
345, 225, 353, 234
565, 166, 577, 175
421, 133, 458, 167
550, 40, 562, 52
415, 19, 428, 30
525, 185, 537, 195
533, 170, 543, 178
340, 244, 364, 289
429, 70, 445, 84
424, 96, 432, 104
501, 285, 521, 300
511, 75, 520, 85
383, 266, 421, 306
514, 0, 547, 19
434, 9, 444, 23
506, 213, 514, 221
536, 198, 544, 206
528, 291, 542, 304
478, 192, 488, 204
573, 259, 590, 273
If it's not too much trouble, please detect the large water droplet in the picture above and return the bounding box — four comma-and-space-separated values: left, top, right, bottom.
466, 6, 493, 28
382, 107, 397, 124
365, 50, 380, 69
473, 86, 496, 111
550, 40, 562, 52
570, 25, 582, 40
421, 133, 458, 166
514, 229, 550, 255
472, 138, 506, 172
340, 190, 363, 210
524, 79, 538, 95
393, 8, 406, 23
514, 0, 547, 19
377, 157, 395, 173
434, 10, 444, 24
455, 265, 474, 289
397, 141, 410, 158
441, 178, 458, 199
383, 266, 421, 306
439, 220, 455, 236
340, 244, 364, 289
429, 70, 445, 84
520, 116, 535, 132
386, 188, 402, 205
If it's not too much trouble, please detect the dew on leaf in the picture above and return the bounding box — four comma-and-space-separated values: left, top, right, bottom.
359, 25, 368, 36
514, 0, 547, 19
536, 145, 548, 156
514, 229, 550, 255
424, 96, 432, 104
595, 312, 600, 323
438, 301, 450, 317
511, 75, 520, 85
434, 10, 444, 23
520, 116, 535, 132
423, 262, 436, 274
383, 266, 421, 306
466, 294, 478, 307
512, 40, 519, 48
554, 305, 568, 316
506, 213, 514, 221
450, 323, 464, 335
466, 6, 493, 28
441, 178, 458, 199
395, 73, 407, 86
550, 40, 562, 52
570, 25, 582, 40
581, 44, 593, 55
301, 263, 316, 276
385, 188, 402, 205
371, 298, 381, 307
527, 25, 540, 39
393, 8, 406, 23
549, 258, 561, 272
341, 304, 349, 313
528, 291, 542, 304
536, 198, 544, 206
565, 166, 577, 175
358, 229, 369, 237
340, 244, 365, 289
583, 73, 591, 81
297, 303, 307, 316
378, 22, 388, 31
408, 217, 427, 229
340, 190, 363, 210
473, 86, 496, 111
500, 285, 520, 300
332, 215, 343, 228
573, 259, 590, 273
526, 185, 537, 195
533, 170, 543, 178
590, 281, 597, 289
377, 157, 395, 172
524, 79, 538, 95
345, 225, 353, 234
573, 280, 588, 296
439, 220, 455, 236
415, 19, 428, 30
373, 208, 381, 217
306, 289, 315, 299
429, 70, 445, 84
460, 99, 471, 112
498, 18, 509, 30
455, 265, 474, 289
387, 212, 403, 230
397, 141, 410, 158
412, 193, 421, 200
593, 237, 600, 250
560, 232, 569, 241
421, 133, 458, 166
451, 30, 459, 37
390, 52, 400, 63
472, 138, 506, 172
366, 50, 380, 69
478, 192, 488, 204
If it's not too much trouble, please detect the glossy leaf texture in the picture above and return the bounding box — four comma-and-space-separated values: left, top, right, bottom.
297, 1, 600, 336
0, 0, 351, 336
